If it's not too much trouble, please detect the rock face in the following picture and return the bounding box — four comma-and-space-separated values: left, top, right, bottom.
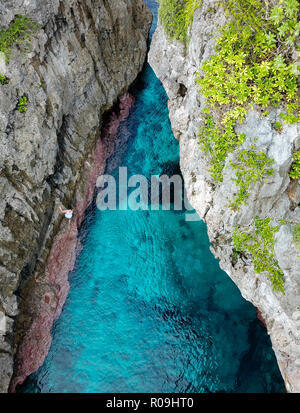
149, 0, 300, 392
0, 0, 151, 392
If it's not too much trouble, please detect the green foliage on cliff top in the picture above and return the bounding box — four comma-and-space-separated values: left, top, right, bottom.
197, 0, 299, 208
233, 217, 285, 293
158, 0, 201, 42
0, 15, 38, 62
274, 121, 283, 131
199, 113, 246, 182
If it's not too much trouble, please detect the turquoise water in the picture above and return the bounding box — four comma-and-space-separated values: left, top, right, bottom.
20, 0, 284, 393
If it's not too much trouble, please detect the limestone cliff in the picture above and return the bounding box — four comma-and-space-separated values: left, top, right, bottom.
0, 0, 151, 392
149, 0, 300, 392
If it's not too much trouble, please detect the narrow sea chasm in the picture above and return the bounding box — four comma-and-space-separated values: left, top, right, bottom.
19, 0, 284, 393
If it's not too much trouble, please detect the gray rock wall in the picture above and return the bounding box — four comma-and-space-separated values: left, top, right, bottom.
149, 0, 300, 392
0, 0, 151, 392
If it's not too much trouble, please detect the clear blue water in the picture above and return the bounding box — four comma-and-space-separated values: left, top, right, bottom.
19, 0, 284, 393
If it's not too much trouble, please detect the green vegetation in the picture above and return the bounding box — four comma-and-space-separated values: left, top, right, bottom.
0, 15, 38, 62
274, 121, 283, 131
233, 217, 285, 293
280, 218, 290, 225
158, 0, 201, 42
192, 0, 300, 294
199, 113, 246, 182
17, 96, 28, 112
0, 73, 9, 85
293, 224, 300, 248
196, 0, 299, 203
280, 103, 299, 123
289, 151, 300, 179
159, 0, 299, 289
198, 0, 299, 115
229, 148, 274, 209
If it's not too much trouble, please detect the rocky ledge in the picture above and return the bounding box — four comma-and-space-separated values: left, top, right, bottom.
149, 0, 300, 392
0, 0, 151, 392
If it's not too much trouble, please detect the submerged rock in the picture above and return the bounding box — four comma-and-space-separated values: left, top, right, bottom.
0, 0, 151, 392
149, 1, 300, 392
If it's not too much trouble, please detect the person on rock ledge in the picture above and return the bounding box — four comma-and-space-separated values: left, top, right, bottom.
58, 205, 73, 229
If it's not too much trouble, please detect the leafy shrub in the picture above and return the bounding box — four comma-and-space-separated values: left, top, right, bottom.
229, 148, 274, 209
158, 0, 201, 42
199, 114, 246, 182
233, 217, 285, 293
196, 0, 299, 198
274, 121, 283, 131
289, 151, 300, 179
17, 96, 28, 112
198, 1, 299, 114
0, 15, 38, 62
